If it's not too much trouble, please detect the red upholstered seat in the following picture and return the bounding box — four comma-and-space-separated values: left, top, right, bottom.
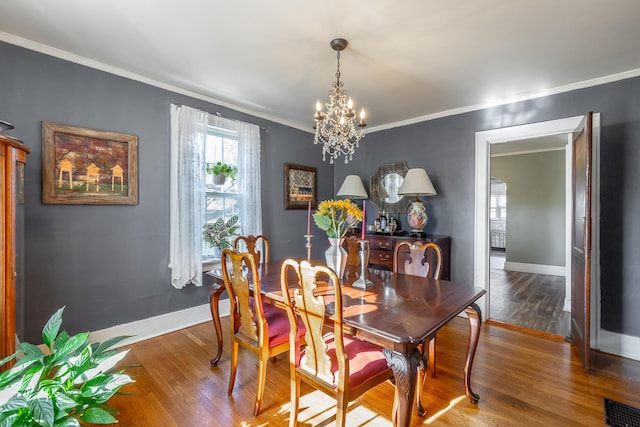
316, 334, 391, 390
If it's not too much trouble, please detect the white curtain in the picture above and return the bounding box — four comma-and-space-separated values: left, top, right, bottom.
169, 104, 207, 289
169, 105, 262, 289
237, 120, 262, 236
209, 115, 262, 238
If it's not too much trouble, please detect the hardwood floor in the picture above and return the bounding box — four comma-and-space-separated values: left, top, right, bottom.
105, 316, 640, 426
489, 250, 570, 337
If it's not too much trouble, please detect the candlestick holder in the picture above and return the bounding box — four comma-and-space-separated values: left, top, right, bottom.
304, 234, 313, 261
352, 239, 374, 289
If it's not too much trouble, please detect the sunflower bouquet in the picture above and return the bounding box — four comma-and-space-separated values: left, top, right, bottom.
313, 199, 363, 239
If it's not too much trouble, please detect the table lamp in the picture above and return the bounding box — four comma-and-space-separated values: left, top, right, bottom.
397, 168, 437, 235
336, 175, 373, 289
337, 175, 368, 199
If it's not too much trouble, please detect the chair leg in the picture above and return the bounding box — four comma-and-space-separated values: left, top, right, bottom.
228, 340, 239, 395
289, 376, 300, 427
335, 392, 348, 427
254, 351, 268, 416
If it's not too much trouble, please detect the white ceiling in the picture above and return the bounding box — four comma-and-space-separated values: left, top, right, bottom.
2, 1, 640, 133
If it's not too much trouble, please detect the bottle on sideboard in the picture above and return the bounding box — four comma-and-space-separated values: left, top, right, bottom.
380, 211, 387, 231
374, 212, 381, 232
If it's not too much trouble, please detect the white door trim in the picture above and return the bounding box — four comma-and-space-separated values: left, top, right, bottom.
474, 114, 601, 350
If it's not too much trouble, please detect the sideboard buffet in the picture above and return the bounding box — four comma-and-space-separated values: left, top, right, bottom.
366, 233, 451, 280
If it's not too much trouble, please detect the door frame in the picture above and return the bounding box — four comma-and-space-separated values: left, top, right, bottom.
474, 114, 601, 347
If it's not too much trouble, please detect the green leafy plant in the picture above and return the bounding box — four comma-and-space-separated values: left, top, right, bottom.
206, 162, 237, 180
203, 215, 241, 249
0, 307, 134, 426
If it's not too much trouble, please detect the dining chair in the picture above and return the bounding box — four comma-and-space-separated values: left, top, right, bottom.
392, 241, 443, 416
279, 259, 394, 427
221, 248, 300, 416
233, 234, 270, 265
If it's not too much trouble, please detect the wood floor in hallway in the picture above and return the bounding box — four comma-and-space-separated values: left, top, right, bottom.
489, 250, 570, 337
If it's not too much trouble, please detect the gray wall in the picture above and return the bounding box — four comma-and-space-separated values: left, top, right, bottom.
3, 40, 640, 340
491, 151, 566, 266
336, 77, 640, 338
1, 42, 334, 341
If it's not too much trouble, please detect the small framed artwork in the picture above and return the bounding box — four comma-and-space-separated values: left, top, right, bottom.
284, 163, 317, 210
42, 121, 138, 205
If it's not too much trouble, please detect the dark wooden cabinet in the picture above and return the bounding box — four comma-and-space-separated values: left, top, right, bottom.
0, 134, 29, 364
366, 233, 451, 280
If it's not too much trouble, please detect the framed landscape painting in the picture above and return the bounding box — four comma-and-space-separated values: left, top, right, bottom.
284, 163, 317, 209
42, 121, 138, 205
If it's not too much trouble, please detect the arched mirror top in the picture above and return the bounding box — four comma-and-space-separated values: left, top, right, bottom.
370, 161, 411, 213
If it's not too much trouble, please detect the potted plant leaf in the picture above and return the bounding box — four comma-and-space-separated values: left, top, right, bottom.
206, 162, 238, 185
0, 307, 134, 426
203, 215, 241, 258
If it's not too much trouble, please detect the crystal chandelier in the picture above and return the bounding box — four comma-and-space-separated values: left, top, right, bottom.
313, 38, 366, 164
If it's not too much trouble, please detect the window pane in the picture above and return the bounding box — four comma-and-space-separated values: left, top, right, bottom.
203, 126, 241, 259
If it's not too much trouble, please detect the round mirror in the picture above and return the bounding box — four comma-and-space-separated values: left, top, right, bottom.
370, 161, 411, 214
381, 173, 403, 204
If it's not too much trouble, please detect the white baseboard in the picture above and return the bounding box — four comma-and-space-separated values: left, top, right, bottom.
89, 300, 231, 349
597, 328, 640, 361
563, 298, 571, 312
504, 261, 565, 276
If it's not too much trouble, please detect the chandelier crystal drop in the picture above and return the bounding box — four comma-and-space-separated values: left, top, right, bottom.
313, 38, 366, 164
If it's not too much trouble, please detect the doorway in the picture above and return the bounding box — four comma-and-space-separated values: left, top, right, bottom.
488, 142, 570, 338
474, 115, 601, 349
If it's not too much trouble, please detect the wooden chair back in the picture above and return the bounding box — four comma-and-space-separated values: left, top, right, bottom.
391, 240, 443, 415
280, 259, 393, 426
221, 249, 265, 346
221, 248, 292, 416
393, 241, 443, 279
233, 234, 270, 265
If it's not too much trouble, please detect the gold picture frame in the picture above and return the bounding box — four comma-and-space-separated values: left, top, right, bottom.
42, 121, 138, 205
284, 163, 317, 210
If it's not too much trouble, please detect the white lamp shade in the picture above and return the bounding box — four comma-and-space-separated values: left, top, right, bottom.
398, 168, 437, 196
337, 175, 368, 199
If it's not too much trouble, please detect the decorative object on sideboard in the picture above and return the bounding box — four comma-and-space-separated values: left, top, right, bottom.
370, 161, 412, 231
313, 38, 366, 164
398, 168, 437, 234
284, 163, 317, 210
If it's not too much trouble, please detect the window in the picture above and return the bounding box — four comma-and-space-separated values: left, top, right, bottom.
169, 104, 261, 289
203, 126, 240, 259
490, 194, 507, 220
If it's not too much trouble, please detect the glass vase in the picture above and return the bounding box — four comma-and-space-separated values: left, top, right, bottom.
325, 237, 347, 280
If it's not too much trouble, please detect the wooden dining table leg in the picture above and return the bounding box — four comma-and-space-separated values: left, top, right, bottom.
463, 302, 482, 403
209, 285, 225, 367
383, 348, 422, 427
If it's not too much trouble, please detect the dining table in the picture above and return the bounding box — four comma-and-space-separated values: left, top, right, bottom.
207, 259, 486, 427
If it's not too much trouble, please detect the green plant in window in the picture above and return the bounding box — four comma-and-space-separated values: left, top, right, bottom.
203, 215, 240, 249
0, 307, 134, 426
206, 162, 237, 180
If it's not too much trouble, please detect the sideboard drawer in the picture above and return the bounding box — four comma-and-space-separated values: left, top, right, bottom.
368, 236, 393, 251
370, 249, 393, 268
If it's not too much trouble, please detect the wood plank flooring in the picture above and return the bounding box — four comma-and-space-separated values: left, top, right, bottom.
489, 250, 569, 337
105, 316, 640, 426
